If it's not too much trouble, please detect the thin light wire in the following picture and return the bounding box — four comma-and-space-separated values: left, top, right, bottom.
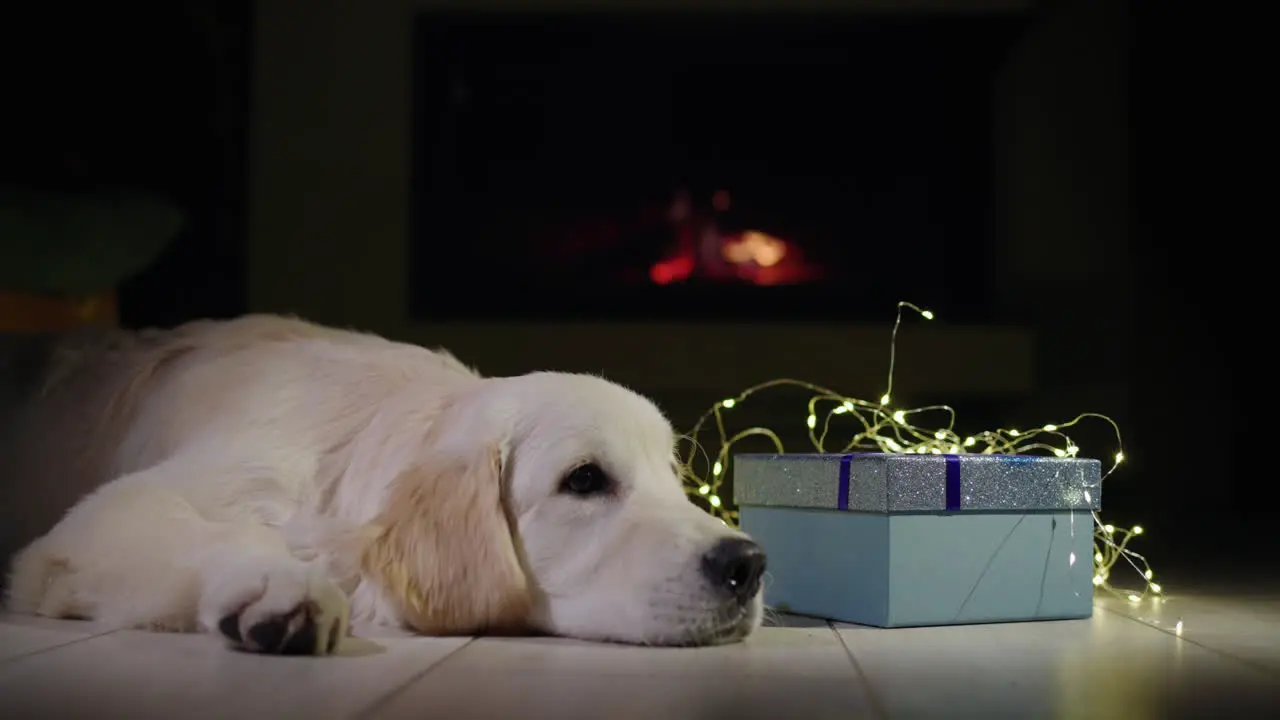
677, 302, 1158, 603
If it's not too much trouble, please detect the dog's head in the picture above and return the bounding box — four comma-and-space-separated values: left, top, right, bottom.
359, 372, 765, 646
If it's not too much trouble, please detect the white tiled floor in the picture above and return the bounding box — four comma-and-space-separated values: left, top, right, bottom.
1, 593, 1276, 719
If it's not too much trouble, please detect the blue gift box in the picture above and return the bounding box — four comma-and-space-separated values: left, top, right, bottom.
735, 453, 1100, 628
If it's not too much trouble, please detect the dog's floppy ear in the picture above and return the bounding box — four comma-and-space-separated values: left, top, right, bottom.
360, 435, 531, 635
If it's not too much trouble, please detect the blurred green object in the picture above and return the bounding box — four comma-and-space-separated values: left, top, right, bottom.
0, 186, 184, 294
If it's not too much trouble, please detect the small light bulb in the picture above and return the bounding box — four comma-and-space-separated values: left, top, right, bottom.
843, 401, 854, 412
1132, 525, 1144, 535
1144, 569, 1153, 580
1094, 552, 1103, 563
934, 431, 947, 440
698, 485, 710, 495
884, 439, 903, 452
880, 393, 891, 405
833, 405, 848, 415
1053, 449, 1067, 457
1069, 551, 1077, 566
806, 414, 817, 429
721, 398, 736, 409
921, 309, 934, 320
1115, 451, 1125, 464
1008, 429, 1020, 437
712, 461, 723, 476
709, 495, 722, 508
1104, 524, 1115, 534
1092, 575, 1104, 586
963, 437, 976, 447
948, 445, 960, 454
1127, 594, 1141, 602
1150, 582, 1162, 594
1066, 445, 1079, 456
892, 410, 906, 424
930, 447, 942, 455
1043, 424, 1058, 432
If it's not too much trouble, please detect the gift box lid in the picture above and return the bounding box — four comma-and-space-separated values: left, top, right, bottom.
734, 453, 1101, 513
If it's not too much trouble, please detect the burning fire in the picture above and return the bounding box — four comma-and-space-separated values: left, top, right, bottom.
647, 189, 823, 286
721, 230, 787, 268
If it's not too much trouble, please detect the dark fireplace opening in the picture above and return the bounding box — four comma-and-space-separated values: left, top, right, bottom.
409, 12, 1029, 322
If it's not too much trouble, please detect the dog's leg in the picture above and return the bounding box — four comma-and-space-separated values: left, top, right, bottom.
5, 457, 350, 656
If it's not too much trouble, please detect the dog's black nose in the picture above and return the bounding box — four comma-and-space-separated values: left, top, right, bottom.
701, 537, 766, 603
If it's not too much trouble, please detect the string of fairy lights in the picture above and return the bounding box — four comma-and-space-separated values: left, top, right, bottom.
677, 301, 1159, 603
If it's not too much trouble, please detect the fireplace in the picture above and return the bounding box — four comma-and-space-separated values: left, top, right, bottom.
408, 11, 1029, 322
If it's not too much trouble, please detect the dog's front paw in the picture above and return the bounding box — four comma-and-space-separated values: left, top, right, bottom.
203, 560, 350, 656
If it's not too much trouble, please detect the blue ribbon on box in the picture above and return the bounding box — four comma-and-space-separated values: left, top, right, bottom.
944, 455, 961, 510
837, 453, 964, 512
838, 455, 852, 510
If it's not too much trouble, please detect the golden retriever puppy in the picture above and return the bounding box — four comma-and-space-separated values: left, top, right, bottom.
0, 316, 766, 654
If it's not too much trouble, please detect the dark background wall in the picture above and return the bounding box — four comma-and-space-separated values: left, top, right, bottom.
2, 1, 251, 325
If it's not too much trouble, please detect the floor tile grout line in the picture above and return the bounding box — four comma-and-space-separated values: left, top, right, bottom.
830, 622, 891, 720
0, 625, 124, 667
352, 637, 480, 719
1095, 604, 1279, 677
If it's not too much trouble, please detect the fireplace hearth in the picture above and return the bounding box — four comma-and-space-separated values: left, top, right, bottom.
409, 11, 1029, 322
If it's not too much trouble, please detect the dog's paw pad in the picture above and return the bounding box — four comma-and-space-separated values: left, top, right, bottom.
220, 600, 341, 656
217, 612, 244, 643
203, 560, 349, 657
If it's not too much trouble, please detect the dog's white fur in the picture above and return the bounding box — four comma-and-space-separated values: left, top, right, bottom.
1, 315, 763, 652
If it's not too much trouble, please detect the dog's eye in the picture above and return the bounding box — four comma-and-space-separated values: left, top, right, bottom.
560, 463, 612, 497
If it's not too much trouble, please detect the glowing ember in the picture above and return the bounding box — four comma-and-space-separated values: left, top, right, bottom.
649, 254, 695, 285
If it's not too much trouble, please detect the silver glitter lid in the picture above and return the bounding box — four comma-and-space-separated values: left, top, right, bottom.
733, 453, 1102, 513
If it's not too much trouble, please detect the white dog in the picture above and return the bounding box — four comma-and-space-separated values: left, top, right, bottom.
1, 315, 765, 654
